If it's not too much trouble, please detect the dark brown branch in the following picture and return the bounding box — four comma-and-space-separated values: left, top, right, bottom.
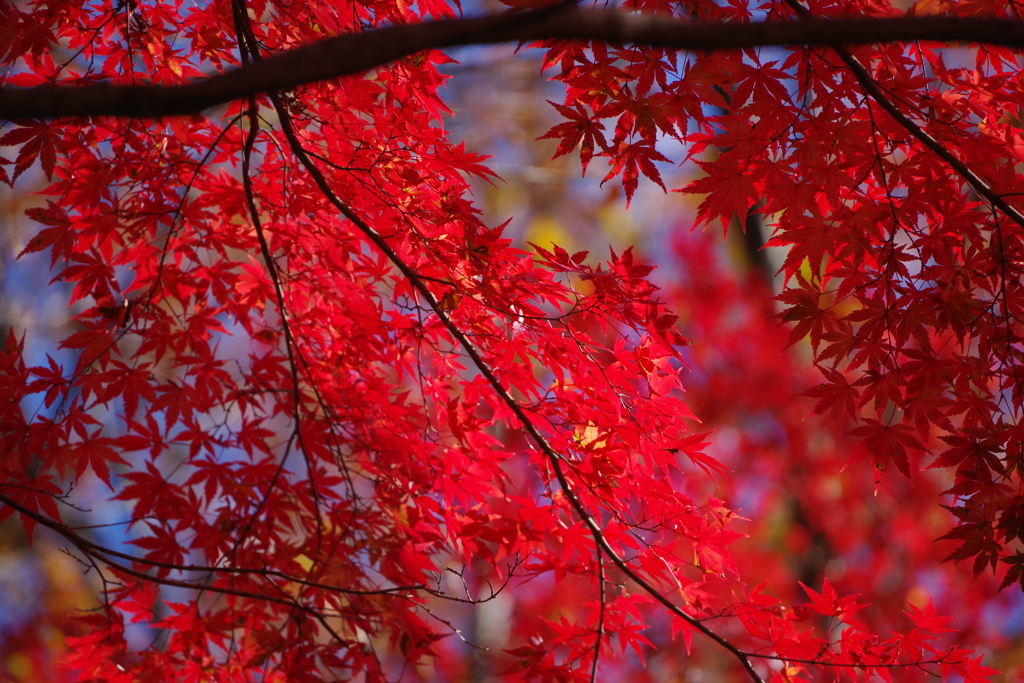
0, 491, 419, 596
5, 9, 1024, 119
0, 490, 519, 607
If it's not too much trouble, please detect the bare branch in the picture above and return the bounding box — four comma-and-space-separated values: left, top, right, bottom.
4, 8, 1024, 119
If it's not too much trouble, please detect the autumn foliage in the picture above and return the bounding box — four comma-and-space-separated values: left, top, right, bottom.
0, 0, 1023, 679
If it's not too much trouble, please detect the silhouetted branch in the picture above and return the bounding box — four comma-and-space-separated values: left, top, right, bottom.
4, 8, 1024, 119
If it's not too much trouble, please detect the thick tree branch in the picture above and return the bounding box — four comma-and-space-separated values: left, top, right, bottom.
4, 8, 1024, 119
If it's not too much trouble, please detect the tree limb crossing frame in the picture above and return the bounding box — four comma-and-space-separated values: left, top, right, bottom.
3, 7, 1024, 119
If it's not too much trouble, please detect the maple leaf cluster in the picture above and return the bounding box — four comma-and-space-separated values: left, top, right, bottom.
0, 0, 1020, 679
535, 0, 1024, 592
